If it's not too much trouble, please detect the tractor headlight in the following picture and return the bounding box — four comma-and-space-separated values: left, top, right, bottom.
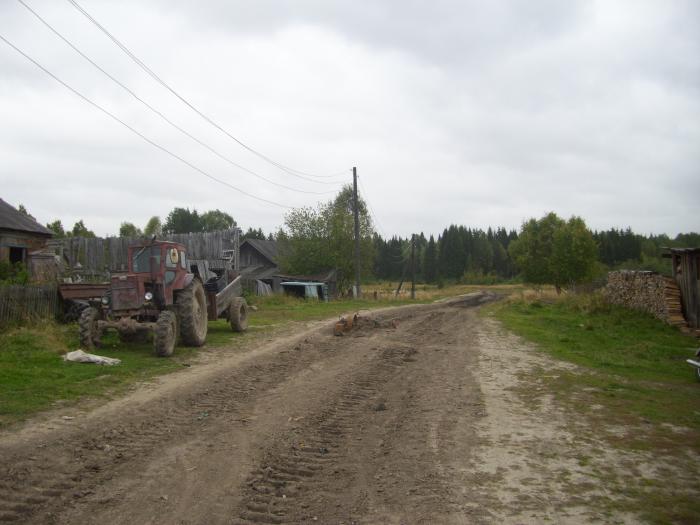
101, 296, 109, 305
144, 291, 154, 302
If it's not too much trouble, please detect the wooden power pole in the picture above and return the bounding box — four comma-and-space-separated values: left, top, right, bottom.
353, 167, 361, 298
410, 234, 416, 299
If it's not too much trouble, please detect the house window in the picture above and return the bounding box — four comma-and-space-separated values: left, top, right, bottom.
9, 247, 25, 264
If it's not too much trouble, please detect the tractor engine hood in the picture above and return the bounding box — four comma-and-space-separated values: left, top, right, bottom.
111, 275, 144, 311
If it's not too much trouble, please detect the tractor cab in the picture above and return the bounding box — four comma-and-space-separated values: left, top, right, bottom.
109, 241, 192, 314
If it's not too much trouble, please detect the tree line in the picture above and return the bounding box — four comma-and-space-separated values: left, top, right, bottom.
20, 198, 699, 290
273, 190, 697, 290
373, 226, 519, 285
42, 207, 272, 241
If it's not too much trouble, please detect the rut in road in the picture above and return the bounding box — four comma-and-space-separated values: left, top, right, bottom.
237, 343, 417, 524
234, 305, 484, 524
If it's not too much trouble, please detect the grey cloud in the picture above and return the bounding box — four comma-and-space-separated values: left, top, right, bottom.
0, 0, 698, 237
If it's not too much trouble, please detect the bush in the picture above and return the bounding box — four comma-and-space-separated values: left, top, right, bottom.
0, 262, 29, 285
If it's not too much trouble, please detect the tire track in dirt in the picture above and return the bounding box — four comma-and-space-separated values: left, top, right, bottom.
235, 343, 417, 524
0, 332, 348, 524
232, 305, 485, 524
353, 307, 489, 524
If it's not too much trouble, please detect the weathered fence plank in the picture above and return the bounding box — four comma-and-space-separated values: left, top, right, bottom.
50, 229, 240, 276
0, 284, 60, 327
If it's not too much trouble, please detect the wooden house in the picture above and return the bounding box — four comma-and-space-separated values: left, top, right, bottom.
239, 239, 279, 294
665, 247, 700, 329
240, 239, 278, 269
239, 239, 339, 297
0, 199, 54, 280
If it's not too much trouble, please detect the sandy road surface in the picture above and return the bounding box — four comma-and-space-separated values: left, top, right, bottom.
0, 294, 678, 524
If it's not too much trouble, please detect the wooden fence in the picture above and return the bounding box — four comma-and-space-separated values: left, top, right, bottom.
50, 229, 240, 277
0, 284, 60, 327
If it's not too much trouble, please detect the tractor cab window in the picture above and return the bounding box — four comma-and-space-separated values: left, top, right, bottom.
179, 251, 187, 270
166, 248, 179, 269
132, 246, 161, 273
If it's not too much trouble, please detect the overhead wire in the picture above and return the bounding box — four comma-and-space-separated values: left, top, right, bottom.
64, 0, 347, 184
356, 174, 388, 239
16, 0, 337, 196
0, 32, 292, 209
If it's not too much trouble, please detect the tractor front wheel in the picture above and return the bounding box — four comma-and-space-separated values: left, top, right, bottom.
154, 310, 177, 357
78, 307, 101, 349
176, 279, 208, 346
229, 297, 249, 332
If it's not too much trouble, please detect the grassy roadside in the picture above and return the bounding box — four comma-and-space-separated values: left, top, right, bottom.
0, 325, 197, 427
490, 294, 700, 433
488, 293, 700, 523
0, 293, 433, 427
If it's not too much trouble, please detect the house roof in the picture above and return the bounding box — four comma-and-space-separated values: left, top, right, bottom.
0, 199, 52, 236
276, 269, 338, 283
241, 238, 278, 265
240, 264, 279, 281
662, 247, 700, 257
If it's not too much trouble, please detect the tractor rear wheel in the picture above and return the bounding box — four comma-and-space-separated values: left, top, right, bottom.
229, 297, 249, 332
154, 310, 177, 357
176, 279, 208, 346
78, 307, 101, 349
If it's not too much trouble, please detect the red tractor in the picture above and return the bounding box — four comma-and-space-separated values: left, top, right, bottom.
77, 240, 248, 356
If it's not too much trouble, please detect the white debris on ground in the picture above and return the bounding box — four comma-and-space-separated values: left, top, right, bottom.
63, 350, 121, 366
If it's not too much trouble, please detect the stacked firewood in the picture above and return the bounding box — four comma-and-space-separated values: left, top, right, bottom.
663, 277, 686, 328
603, 271, 686, 327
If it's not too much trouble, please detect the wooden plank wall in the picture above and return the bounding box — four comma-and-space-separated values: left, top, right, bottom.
675, 253, 699, 328
51, 229, 240, 277
0, 284, 60, 327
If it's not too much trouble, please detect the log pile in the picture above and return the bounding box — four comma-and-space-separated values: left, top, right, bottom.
603, 271, 687, 328
663, 277, 687, 328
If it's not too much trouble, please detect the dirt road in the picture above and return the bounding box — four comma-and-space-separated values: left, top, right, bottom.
0, 294, 682, 524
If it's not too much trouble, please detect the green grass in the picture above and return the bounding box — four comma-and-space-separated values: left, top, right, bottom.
492, 294, 700, 431
0, 324, 198, 427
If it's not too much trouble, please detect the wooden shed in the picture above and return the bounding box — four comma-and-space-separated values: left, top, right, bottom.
0, 199, 54, 280
240, 239, 278, 268
665, 247, 700, 329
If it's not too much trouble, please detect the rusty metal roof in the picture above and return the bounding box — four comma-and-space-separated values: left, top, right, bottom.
0, 198, 52, 236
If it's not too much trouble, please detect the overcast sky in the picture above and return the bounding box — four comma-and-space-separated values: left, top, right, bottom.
1, 0, 698, 238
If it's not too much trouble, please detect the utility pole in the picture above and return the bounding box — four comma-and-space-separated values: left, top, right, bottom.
353, 167, 361, 298
410, 234, 416, 299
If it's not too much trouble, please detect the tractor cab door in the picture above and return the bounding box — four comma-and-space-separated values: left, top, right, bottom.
162, 245, 191, 305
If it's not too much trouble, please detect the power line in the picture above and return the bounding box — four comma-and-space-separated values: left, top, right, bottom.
17, 0, 336, 197
65, 0, 347, 184
0, 32, 292, 209
357, 174, 387, 238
